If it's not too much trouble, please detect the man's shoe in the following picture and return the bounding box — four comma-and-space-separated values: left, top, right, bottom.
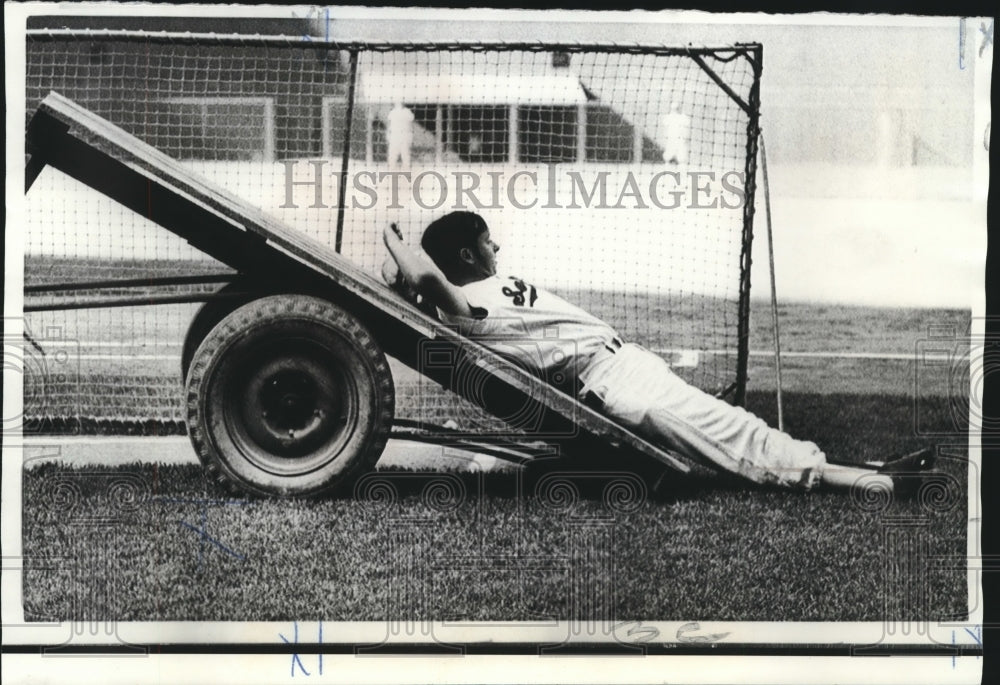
877, 447, 936, 497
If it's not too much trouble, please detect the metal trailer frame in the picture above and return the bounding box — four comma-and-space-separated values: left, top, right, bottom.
25, 92, 703, 492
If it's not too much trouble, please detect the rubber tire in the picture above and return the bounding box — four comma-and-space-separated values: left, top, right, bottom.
181, 279, 275, 381
185, 294, 394, 498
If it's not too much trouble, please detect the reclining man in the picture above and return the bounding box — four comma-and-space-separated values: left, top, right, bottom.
382, 211, 934, 496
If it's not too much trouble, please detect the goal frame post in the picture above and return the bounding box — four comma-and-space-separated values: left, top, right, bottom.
736, 42, 762, 407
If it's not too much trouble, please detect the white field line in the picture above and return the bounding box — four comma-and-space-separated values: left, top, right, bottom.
19, 434, 505, 471
22, 435, 190, 446
21, 435, 198, 469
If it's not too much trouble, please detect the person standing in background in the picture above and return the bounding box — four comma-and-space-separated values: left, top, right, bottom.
386, 100, 415, 169
661, 103, 691, 165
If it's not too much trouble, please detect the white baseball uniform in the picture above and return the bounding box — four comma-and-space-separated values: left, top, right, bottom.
439, 274, 826, 490
660, 108, 691, 165
387, 104, 415, 168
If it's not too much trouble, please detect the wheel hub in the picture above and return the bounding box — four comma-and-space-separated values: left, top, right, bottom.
260, 371, 323, 433
236, 347, 352, 459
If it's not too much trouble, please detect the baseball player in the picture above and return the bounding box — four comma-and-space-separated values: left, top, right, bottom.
382, 211, 935, 496
386, 100, 415, 169
660, 103, 691, 165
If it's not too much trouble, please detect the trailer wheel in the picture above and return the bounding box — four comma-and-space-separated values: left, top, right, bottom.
180, 279, 262, 381
185, 294, 394, 498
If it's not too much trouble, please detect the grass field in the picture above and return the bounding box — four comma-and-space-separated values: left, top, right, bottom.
22, 389, 968, 622
19, 262, 973, 624
20, 337, 972, 622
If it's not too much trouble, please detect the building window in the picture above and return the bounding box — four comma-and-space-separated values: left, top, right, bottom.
149, 97, 275, 161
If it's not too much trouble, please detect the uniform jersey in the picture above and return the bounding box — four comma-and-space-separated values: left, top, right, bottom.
438, 275, 621, 384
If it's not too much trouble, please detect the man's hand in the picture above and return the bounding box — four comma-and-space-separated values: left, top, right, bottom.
382, 225, 412, 294
382, 256, 432, 313
381, 222, 473, 318
384, 222, 404, 246
381, 256, 403, 289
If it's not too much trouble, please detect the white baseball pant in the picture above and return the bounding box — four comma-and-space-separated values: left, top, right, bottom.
578, 343, 826, 490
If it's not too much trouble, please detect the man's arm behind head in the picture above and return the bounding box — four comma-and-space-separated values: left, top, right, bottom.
382, 224, 473, 318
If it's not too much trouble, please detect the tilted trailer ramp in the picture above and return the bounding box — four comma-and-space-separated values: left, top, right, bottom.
25, 92, 703, 498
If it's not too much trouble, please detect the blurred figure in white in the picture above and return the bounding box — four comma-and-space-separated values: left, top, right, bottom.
661, 103, 691, 165
387, 100, 414, 168
468, 133, 483, 160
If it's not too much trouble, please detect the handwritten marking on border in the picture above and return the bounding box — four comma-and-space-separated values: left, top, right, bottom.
677, 621, 731, 643
612, 620, 659, 644
278, 621, 310, 677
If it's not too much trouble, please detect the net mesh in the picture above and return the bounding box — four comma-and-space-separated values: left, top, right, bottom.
23, 32, 759, 434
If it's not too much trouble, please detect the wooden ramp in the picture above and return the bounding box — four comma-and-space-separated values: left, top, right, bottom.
25, 91, 695, 476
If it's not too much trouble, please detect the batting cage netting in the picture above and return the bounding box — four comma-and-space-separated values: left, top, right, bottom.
22, 30, 761, 435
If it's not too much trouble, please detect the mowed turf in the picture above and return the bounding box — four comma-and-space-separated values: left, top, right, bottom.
21, 390, 968, 623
